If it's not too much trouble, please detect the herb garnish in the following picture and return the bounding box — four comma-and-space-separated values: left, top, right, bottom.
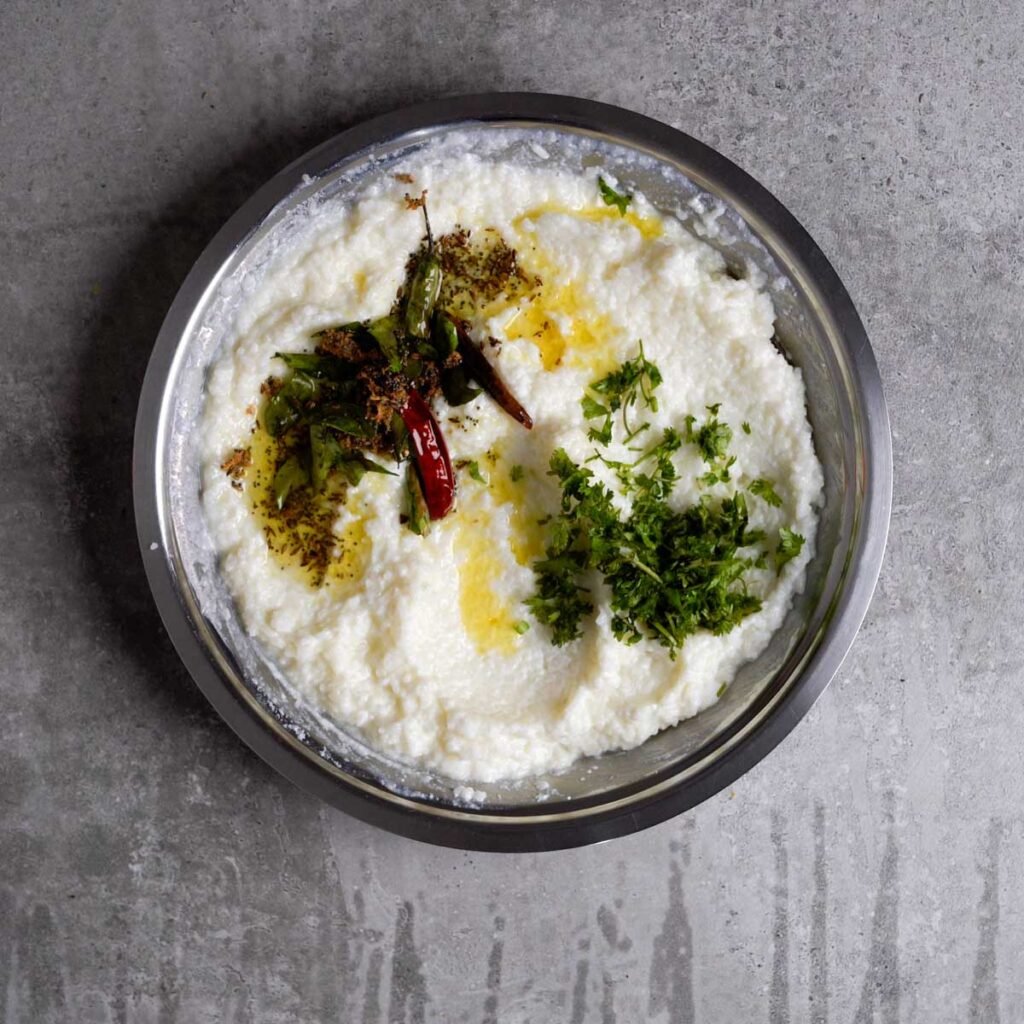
597, 176, 633, 215
459, 459, 487, 484
526, 449, 764, 656
684, 404, 737, 486
581, 342, 662, 444
776, 527, 805, 570
749, 478, 783, 508
509, 464, 525, 482
528, 357, 808, 656
686, 404, 732, 462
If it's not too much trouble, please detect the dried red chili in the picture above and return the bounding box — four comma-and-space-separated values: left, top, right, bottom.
399, 389, 456, 520
454, 321, 534, 429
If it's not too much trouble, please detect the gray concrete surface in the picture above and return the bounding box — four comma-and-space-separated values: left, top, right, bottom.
2, 0, 1022, 1020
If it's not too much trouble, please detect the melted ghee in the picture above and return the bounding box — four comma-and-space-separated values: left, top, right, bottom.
515, 201, 664, 241
488, 466, 546, 566
454, 513, 519, 656
245, 423, 372, 592
325, 506, 372, 593
497, 201, 661, 377
502, 278, 616, 374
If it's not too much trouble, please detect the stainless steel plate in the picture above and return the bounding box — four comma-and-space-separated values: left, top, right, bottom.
133, 94, 891, 851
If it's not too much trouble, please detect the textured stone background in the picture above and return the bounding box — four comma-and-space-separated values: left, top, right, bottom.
3, 1, 1023, 1021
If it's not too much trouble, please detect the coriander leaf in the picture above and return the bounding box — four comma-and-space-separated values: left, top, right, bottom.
529, 449, 765, 656
524, 550, 593, 646
585, 343, 663, 442
597, 176, 632, 215
749, 477, 783, 507
631, 428, 682, 500
693, 415, 732, 462
776, 527, 805, 571
741, 421, 752, 435
512, 620, 530, 635
588, 416, 614, 446
462, 460, 487, 484
686, 404, 735, 490
698, 455, 736, 488
510, 464, 525, 482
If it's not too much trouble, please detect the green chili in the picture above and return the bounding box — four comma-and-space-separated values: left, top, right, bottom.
405, 252, 442, 339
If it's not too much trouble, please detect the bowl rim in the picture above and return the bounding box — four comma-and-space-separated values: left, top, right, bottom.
133, 92, 892, 851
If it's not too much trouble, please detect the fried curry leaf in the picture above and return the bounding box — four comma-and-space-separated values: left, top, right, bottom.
336, 452, 395, 487
274, 351, 353, 380
433, 311, 460, 356
441, 365, 482, 407
309, 424, 340, 492
272, 454, 309, 510
367, 315, 403, 372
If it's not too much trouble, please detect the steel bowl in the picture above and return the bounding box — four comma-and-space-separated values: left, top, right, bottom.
133, 94, 891, 851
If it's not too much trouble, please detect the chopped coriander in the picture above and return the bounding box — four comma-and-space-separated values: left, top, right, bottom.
631, 428, 682, 499
749, 477, 783, 507
510, 464, 525, 482
597, 176, 632, 215
583, 343, 663, 443
741, 421, 752, 435
686, 404, 736, 488
776, 527, 805, 571
460, 459, 487, 484
581, 393, 609, 421
525, 549, 594, 645
699, 456, 737, 488
527, 449, 764, 656
716, 682, 728, 698
686, 404, 733, 462
512, 620, 530, 635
